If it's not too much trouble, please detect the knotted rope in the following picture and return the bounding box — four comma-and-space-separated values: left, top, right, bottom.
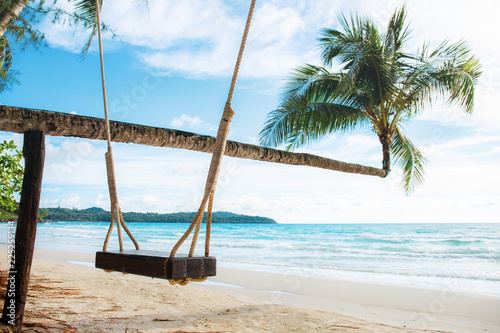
168, 0, 257, 285
95, 0, 139, 252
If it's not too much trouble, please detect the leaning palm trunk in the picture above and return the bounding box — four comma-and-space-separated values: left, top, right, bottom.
0, 0, 28, 37
379, 135, 392, 172
0, 105, 388, 178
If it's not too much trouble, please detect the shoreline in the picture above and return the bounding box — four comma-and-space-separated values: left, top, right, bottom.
1, 245, 499, 332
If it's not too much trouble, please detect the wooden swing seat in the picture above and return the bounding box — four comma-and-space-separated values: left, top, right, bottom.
95, 250, 216, 280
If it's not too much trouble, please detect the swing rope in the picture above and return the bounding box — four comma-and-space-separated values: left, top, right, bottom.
95, 0, 139, 252
94, 0, 256, 284
168, 0, 257, 286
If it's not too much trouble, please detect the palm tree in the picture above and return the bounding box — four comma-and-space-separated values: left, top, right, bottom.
0, 1, 28, 38
0, 0, 129, 91
68, 0, 124, 56
1, 0, 44, 91
0, 105, 388, 178
259, 6, 481, 193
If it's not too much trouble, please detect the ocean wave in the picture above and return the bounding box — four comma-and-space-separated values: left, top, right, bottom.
144, 238, 174, 244
355, 236, 414, 244
218, 258, 500, 283
213, 242, 266, 250
10, 221, 499, 295
443, 239, 483, 245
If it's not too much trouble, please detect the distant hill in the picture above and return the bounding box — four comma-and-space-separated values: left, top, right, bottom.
41, 207, 277, 224
0, 208, 17, 222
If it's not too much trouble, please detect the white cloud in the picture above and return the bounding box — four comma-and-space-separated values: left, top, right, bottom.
289, 133, 381, 167
93, 193, 108, 208
38, 1, 319, 78
40, 18, 89, 53
42, 187, 61, 192
40, 0, 500, 89
0, 133, 23, 148
250, 4, 305, 45
60, 192, 87, 209
437, 134, 500, 152
44, 137, 103, 185
171, 114, 202, 128
104, 0, 237, 49
104, 0, 242, 77
170, 114, 214, 131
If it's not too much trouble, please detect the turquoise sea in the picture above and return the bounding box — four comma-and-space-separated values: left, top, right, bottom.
1, 222, 499, 296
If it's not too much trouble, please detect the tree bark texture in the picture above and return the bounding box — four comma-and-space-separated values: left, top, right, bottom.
0, 105, 388, 177
0, 0, 28, 38
1, 131, 45, 332
379, 136, 391, 172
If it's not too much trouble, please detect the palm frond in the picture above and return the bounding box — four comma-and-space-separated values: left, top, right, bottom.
318, 12, 386, 72
69, 0, 146, 58
433, 42, 481, 113
259, 94, 368, 150
318, 12, 366, 67
68, 0, 100, 57
0, 36, 12, 71
400, 40, 481, 116
283, 64, 333, 98
390, 127, 426, 193
80, 24, 97, 58
0, 36, 18, 92
284, 64, 369, 108
320, 12, 401, 113
71, 0, 100, 26
384, 5, 410, 58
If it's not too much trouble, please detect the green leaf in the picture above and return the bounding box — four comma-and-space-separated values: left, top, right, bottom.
390, 128, 426, 193
259, 94, 368, 150
0, 140, 24, 212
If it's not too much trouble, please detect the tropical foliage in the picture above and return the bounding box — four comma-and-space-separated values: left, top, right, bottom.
40, 207, 277, 224
0, 140, 23, 212
0, 0, 44, 91
59, 0, 120, 57
259, 6, 481, 193
0, 0, 116, 92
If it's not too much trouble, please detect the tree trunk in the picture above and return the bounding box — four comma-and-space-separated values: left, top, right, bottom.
1, 131, 45, 331
379, 135, 391, 172
0, 0, 28, 38
0, 105, 388, 178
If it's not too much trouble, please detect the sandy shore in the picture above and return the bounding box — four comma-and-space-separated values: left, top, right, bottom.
1, 245, 499, 332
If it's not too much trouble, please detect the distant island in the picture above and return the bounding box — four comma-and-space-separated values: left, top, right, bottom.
40, 207, 277, 224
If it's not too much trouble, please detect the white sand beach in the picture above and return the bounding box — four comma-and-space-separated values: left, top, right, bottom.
1, 245, 499, 332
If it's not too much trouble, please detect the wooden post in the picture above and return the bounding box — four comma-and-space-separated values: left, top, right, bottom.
2, 131, 45, 331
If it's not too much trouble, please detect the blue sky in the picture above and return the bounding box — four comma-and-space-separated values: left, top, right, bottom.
1, 0, 499, 223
